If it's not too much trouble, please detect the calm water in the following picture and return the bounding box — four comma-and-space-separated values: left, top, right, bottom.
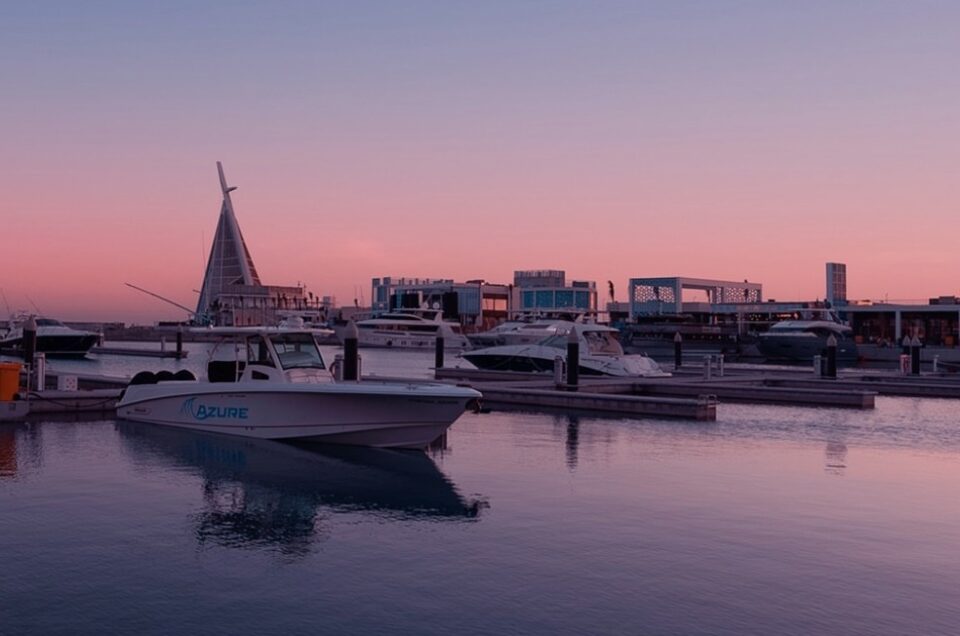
1, 349, 959, 634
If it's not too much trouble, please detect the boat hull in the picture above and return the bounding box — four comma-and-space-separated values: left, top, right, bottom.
356, 331, 470, 350
462, 346, 668, 377
0, 333, 98, 358
117, 381, 480, 449
757, 335, 859, 364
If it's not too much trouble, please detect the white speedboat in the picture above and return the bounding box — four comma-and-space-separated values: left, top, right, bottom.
117, 326, 481, 449
0, 314, 98, 358
462, 323, 669, 377
347, 310, 470, 350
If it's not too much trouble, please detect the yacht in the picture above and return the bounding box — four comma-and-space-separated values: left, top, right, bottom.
757, 310, 859, 363
461, 322, 669, 377
347, 310, 470, 350
467, 318, 573, 348
0, 314, 99, 357
116, 325, 481, 449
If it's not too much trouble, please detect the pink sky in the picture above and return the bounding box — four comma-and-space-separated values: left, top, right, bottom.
2, 2, 958, 322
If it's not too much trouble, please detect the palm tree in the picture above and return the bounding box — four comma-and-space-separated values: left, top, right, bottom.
607, 281, 615, 303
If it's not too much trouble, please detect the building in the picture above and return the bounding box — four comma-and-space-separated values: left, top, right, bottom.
826, 262, 847, 306
195, 163, 325, 326
512, 270, 597, 317
371, 277, 510, 329
628, 276, 762, 319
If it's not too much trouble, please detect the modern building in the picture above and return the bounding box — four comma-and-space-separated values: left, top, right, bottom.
628, 276, 762, 319
512, 270, 597, 317
371, 277, 510, 329
195, 163, 324, 326
826, 262, 847, 306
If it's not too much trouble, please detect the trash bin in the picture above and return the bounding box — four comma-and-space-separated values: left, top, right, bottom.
0, 362, 22, 401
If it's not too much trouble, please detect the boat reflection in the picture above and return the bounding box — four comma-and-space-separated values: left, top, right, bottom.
116, 423, 485, 555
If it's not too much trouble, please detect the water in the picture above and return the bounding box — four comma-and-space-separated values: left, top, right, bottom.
2, 349, 959, 634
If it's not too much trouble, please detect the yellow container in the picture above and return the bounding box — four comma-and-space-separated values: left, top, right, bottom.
0, 362, 22, 401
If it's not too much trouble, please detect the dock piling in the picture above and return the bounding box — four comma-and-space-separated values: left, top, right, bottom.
343, 321, 359, 381
435, 335, 445, 369
674, 332, 683, 369
825, 334, 838, 378
703, 355, 712, 380
910, 336, 921, 375
566, 328, 579, 389
176, 327, 183, 359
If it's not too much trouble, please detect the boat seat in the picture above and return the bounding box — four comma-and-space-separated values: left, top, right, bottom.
207, 360, 245, 383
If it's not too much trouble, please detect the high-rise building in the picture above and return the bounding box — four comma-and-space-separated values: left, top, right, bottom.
826, 262, 847, 306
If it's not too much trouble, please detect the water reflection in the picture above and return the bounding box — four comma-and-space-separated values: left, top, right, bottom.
824, 440, 848, 476
564, 416, 580, 471
116, 423, 484, 555
0, 422, 44, 479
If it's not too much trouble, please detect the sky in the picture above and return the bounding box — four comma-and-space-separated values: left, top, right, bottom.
2, 1, 959, 322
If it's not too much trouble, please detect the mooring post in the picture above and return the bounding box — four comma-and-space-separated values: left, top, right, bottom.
23, 315, 37, 369
176, 326, 184, 359
933, 355, 940, 373
910, 335, 921, 375
566, 327, 579, 389
703, 354, 712, 380
343, 320, 359, 381
554, 355, 565, 387
813, 354, 822, 377
33, 353, 46, 391
674, 332, 683, 369
435, 335, 445, 369
825, 334, 838, 378
160, 336, 166, 353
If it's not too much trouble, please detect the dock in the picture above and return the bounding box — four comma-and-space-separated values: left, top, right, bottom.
4, 361, 960, 424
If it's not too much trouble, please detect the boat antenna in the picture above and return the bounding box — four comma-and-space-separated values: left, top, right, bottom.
124, 283, 198, 318
24, 293, 42, 314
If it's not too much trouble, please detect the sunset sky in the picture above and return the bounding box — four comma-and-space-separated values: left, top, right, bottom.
2, 1, 959, 322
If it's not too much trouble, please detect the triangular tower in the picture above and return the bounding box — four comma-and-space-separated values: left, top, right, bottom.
195, 162, 262, 320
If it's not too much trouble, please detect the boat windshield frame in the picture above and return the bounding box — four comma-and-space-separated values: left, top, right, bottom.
208, 330, 327, 372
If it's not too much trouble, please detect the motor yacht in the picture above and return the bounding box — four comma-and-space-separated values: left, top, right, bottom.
346, 310, 470, 350
116, 325, 481, 449
467, 318, 573, 348
756, 310, 859, 363
0, 314, 98, 357
461, 322, 669, 377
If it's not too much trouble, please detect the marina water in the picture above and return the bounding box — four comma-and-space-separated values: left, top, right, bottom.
2, 347, 959, 634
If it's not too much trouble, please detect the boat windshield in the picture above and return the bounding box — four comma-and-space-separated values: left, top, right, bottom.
583, 330, 624, 355
36, 318, 64, 327
269, 333, 326, 370
538, 329, 624, 355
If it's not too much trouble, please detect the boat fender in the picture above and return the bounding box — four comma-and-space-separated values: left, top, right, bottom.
129, 371, 158, 385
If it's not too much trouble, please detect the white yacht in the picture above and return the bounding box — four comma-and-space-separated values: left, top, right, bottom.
347, 310, 470, 350
467, 319, 573, 348
117, 326, 481, 449
462, 323, 669, 377
757, 310, 859, 363
0, 314, 98, 357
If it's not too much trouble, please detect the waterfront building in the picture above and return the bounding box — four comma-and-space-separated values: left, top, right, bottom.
195, 163, 322, 326
512, 270, 597, 317
826, 262, 847, 306
628, 276, 762, 319
371, 277, 510, 329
